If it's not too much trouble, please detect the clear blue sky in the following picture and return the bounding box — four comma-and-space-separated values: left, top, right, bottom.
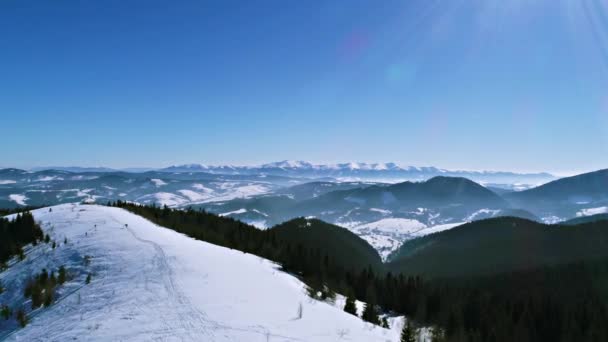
1, 0, 607, 174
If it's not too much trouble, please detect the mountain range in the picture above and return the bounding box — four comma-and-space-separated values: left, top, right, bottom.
24, 161, 555, 184
1, 166, 606, 259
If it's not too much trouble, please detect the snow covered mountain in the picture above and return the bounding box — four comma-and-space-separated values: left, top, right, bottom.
0, 204, 402, 341
159, 161, 555, 184
0, 169, 302, 209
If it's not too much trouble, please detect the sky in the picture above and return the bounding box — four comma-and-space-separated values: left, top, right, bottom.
1, 0, 607, 175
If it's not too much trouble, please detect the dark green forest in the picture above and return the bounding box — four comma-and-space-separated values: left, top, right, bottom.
388, 217, 608, 277
0, 212, 43, 265
110, 201, 608, 341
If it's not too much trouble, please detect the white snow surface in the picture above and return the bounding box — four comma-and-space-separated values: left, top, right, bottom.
347, 218, 466, 261
0, 180, 17, 185
355, 218, 427, 235
177, 189, 213, 202
576, 206, 608, 217
219, 208, 248, 216
2, 204, 399, 341
8, 194, 28, 205
150, 178, 168, 187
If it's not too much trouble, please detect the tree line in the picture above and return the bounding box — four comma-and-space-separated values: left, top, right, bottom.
0, 212, 43, 267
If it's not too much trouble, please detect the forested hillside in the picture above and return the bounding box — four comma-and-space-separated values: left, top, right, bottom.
110, 202, 608, 341
388, 217, 608, 277
0, 212, 44, 265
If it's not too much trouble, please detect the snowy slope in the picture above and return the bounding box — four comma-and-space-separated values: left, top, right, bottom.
1, 204, 400, 341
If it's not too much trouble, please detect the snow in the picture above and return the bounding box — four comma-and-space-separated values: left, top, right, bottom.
410, 222, 465, 237
177, 189, 213, 202
355, 218, 427, 235
36, 176, 63, 182
192, 183, 214, 192
370, 208, 392, 215
139, 192, 189, 207
346, 219, 466, 261
150, 179, 167, 187
1, 204, 400, 341
348, 219, 427, 260
8, 194, 28, 205
198, 184, 271, 203
0, 180, 16, 185
245, 220, 268, 229
219, 208, 248, 217
252, 209, 269, 217
466, 209, 501, 221
576, 206, 608, 217
542, 216, 563, 224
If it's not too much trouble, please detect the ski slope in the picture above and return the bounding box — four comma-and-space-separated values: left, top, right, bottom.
1, 204, 400, 341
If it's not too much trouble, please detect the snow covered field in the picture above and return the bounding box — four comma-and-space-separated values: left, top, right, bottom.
347, 218, 465, 260
1, 204, 402, 341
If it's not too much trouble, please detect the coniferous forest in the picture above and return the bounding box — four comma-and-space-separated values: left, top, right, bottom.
110, 201, 608, 342
0, 212, 43, 266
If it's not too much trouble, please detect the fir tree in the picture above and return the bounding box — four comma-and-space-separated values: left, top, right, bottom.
58, 266, 67, 284
43, 291, 53, 307
16, 308, 27, 327
86, 273, 92, 284
343, 294, 358, 316
1, 304, 10, 320
381, 316, 390, 329
361, 302, 380, 325
400, 319, 417, 342
430, 326, 446, 342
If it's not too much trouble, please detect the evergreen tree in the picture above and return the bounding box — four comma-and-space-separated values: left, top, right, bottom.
1, 304, 10, 320
361, 302, 380, 325
16, 308, 27, 327
43, 291, 53, 307
381, 316, 390, 329
430, 326, 445, 342
86, 273, 92, 284
58, 266, 67, 284
400, 319, 417, 342
343, 294, 358, 316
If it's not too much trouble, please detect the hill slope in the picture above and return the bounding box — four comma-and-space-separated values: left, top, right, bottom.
0, 204, 398, 341
505, 168, 608, 221
271, 218, 383, 272
388, 217, 608, 277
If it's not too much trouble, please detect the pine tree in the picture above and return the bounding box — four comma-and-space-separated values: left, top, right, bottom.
344, 294, 358, 316
43, 290, 53, 307
382, 316, 390, 329
361, 302, 380, 325
86, 273, 92, 284
401, 319, 417, 342
430, 326, 446, 342
16, 308, 27, 327
1, 304, 10, 320
58, 266, 67, 284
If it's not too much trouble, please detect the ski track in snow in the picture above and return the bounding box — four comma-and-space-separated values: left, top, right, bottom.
2, 204, 399, 342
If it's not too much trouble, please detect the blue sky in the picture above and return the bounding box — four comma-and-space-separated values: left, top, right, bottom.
1, 0, 607, 174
